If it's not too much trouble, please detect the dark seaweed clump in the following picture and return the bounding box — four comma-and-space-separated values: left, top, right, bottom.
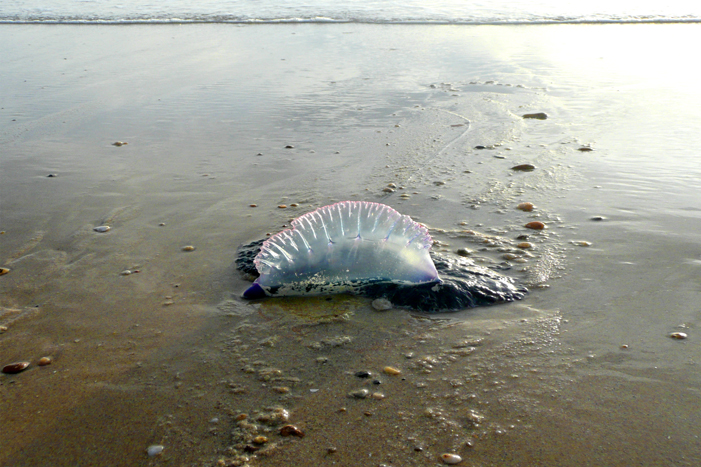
235, 239, 527, 313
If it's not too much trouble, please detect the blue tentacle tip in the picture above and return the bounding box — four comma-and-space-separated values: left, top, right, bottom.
243, 282, 266, 300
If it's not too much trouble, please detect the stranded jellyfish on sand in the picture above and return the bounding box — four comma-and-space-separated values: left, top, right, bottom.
236, 201, 526, 312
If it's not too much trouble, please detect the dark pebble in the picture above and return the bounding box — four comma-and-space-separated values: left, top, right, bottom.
47, 173, 58, 177
511, 164, 536, 172
285, 145, 294, 149
243, 445, 260, 453
354, 370, 372, 378
591, 216, 606, 221
578, 147, 594, 152
3, 361, 30, 374
516, 234, 530, 240
523, 112, 548, 120
474, 145, 486, 150
372, 379, 382, 385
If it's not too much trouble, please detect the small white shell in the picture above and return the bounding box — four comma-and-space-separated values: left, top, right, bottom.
147, 445, 164, 457
441, 453, 463, 464
93, 225, 111, 233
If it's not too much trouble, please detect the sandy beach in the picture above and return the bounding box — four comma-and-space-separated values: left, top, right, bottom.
1, 23, 700, 466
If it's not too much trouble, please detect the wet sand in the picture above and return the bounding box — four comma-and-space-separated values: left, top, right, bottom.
1, 24, 701, 466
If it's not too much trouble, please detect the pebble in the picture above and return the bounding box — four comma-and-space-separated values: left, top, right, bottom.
591, 216, 606, 221
47, 173, 58, 177
182, 245, 196, 251
349, 388, 370, 399
38, 357, 52, 366
456, 248, 472, 257
525, 221, 546, 230
249, 204, 257, 208
441, 453, 463, 464
112, 141, 128, 146
670, 332, 688, 340
147, 445, 164, 457
252, 436, 268, 444
371, 392, 385, 400
382, 187, 395, 193
158, 222, 166, 226
371, 298, 393, 311
511, 164, 536, 172
2, 361, 30, 374
273, 386, 290, 394
0, 267, 10, 276
517, 202, 535, 212
285, 145, 294, 148
522, 112, 548, 120
290, 203, 299, 207
517, 242, 533, 249
387, 183, 397, 188
120, 270, 132, 276
354, 370, 372, 378
279, 425, 305, 437
278, 205, 288, 209
383, 366, 401, 376
93, 226, 111, 233
578, 147, 594, 152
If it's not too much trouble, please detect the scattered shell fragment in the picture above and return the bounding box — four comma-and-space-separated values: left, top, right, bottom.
112, 141, 128, 146
511, 164, 536, 172
38, 357, 52, 366
279, 425, 304, 437
571, 240, 592, 247
93, 226, 111, 233
371, 392, 386, 400
578, 147, 594, 152
147, 445, 164, 457
290, 203, 299, 207
517, 202, 535, 212
249, 204, 258, 208
371, 298, 393, 311
525, 221, 546, 230
0, 267, 10, 276
252, 436, 269, 445
383, 366, 401, 376
182, 245, 196, 251
278, 205, 288, 209
670, 332, 688, 340
522, 112, 548, 120
120, 270, 133, 276
2, 361, 30, 374
441, 453, 463, 464
382, 187, 395, 193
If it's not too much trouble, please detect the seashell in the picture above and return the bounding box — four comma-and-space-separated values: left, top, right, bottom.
279, 425, 305, 437
243, 202, 438, 299
3, 361, 30, 374
441, 453, 463, 464
93, 226, 111, 233
0, 267, 10, 276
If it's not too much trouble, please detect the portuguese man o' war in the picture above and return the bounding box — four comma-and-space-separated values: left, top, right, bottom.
237, 201, 527, 312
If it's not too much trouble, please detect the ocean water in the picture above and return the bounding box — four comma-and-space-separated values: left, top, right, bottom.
2, 0, 701, 23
